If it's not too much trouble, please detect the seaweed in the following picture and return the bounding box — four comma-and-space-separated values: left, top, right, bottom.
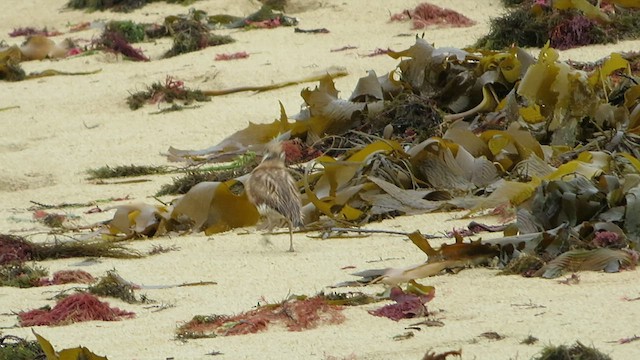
390, 2, 476, 29
88, 270, 139, 303
156, 153, 258, 195
9, 27, 62, 37
87, 164, 168, 179
177, 294, 344, 338
18, 293, 135, 326
163, 9, 234, 58
105, 20, 146, 43
533, 341, 611, 360
475, 4, 552, 49
0, 263, 47, 288
363, 92, 443, 143
126, 75, 209, 110
0, 334, 45, 360
96, 28, 148, 61
67, 0, 197, 12
222, 5, 298, 29
476, 2, 640, 50
214, 51, 249, 61
0, 234, 141, 263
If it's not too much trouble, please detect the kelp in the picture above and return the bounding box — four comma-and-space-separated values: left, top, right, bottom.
0, 41, 98, 81
476, 1, 640, 50
33, 331, 106, 360
101, 37, 640, 288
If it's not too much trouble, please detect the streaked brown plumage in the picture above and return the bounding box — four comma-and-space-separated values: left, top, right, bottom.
245, 143, 303, 252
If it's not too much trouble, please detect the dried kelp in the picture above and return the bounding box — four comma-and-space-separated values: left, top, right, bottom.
0, 41, 98, 81
100, 36, 640, 289
33, 331, 106, 360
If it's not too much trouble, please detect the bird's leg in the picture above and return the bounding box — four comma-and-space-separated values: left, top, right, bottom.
286, 218, 295, 252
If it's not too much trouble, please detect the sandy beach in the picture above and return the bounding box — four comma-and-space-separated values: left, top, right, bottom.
2, 1, 640, 359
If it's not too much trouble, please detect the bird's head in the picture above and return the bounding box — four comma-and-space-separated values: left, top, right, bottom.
261, 142, 286, 163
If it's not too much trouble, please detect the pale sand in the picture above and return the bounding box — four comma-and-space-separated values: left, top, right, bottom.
2, 1, 640, 359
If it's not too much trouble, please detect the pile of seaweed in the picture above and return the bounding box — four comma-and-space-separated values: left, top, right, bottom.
477, 0, 640, 49
99, 35, 640, 283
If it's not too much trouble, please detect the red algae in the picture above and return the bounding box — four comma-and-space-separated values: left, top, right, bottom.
390, 2, 476, 29
18, 293, 134, 326
177, 295, 344, 338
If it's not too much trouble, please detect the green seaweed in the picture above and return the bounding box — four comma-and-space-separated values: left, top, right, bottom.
163, 9, 234, 58
0, 334, 45, 360
88, 270, 139, 303
87, 164, 169, 179
67, 0, 197, 12
106, 20, 147, 43
0, 263, 47, 288
127, 76, 210, 110
533, 341, 611, 360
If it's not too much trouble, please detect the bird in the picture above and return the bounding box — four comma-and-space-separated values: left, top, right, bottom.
244, 142, 303, 252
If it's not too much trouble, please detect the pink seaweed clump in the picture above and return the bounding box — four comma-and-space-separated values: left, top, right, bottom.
390, 2, 476, 29
18, 293, 135, 326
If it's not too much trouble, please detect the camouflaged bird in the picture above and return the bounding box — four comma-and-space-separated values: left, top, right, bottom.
245, 142, 303, 252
